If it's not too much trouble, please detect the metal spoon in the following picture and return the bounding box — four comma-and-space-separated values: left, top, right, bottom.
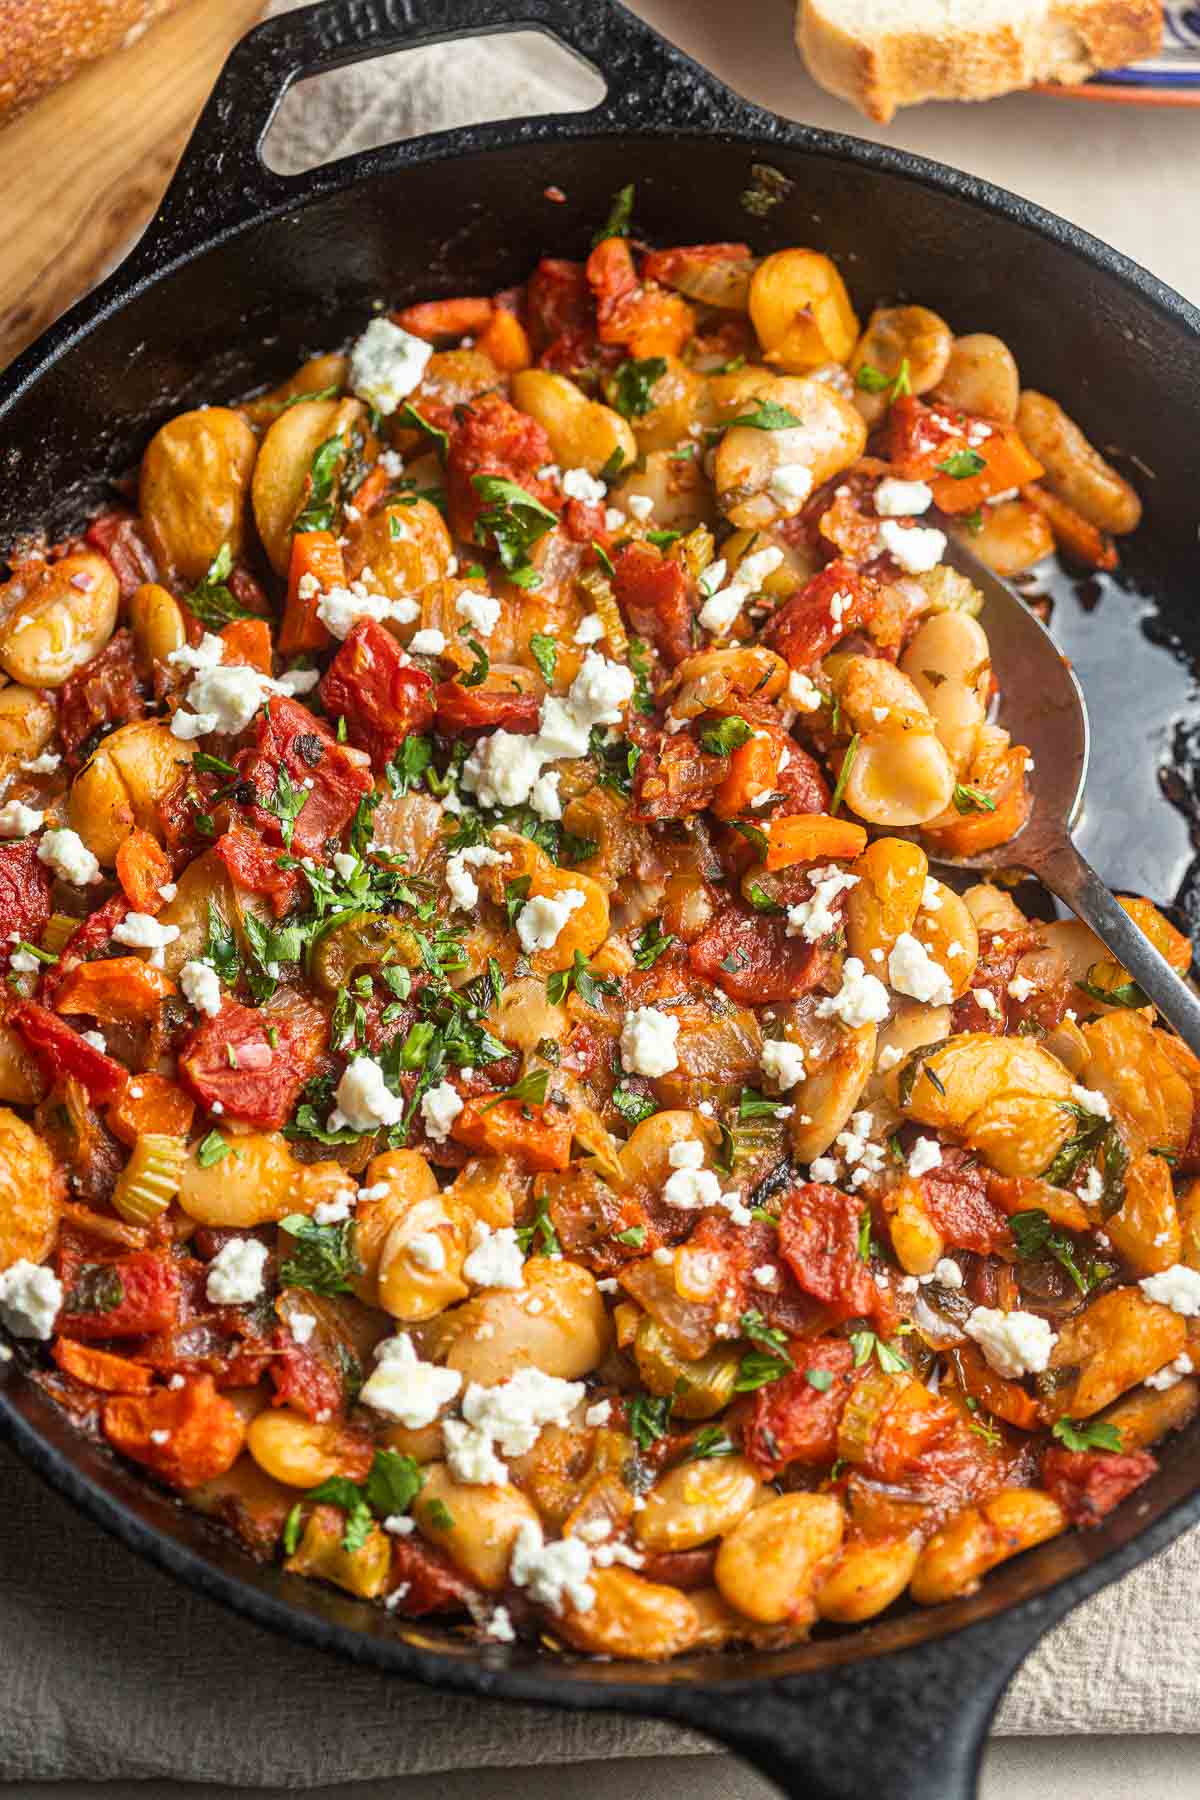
926, 536, 1200, 1054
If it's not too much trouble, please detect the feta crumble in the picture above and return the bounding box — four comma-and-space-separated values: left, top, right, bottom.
816, 958, 890, 1029
462, 1222, 526, 1290
456, 589, 502, 637
37, 828, 101, 886
420, 1081, 464, 1144
874, 477, 933, 517
907, 1137, 943, 1178
760, 1039, 808, 1092
619, 1006, 680, 1077
964, 1307, 1056, 1377
0, 1260, 63, 1339
360, 1334, 462, 1426
876, 518, 947, 574
348, 317, 433, 415
329, 1056, 405, 1132
1139, 1265, 1200, 1317
888, 932, 954, 1006
516, 888, 585, 953
179, 959, 222, 1018
0, 800, 44, 838
205, 1238, 269, 1306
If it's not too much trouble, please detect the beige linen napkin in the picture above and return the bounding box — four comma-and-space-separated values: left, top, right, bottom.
2, 12, 1195, 1783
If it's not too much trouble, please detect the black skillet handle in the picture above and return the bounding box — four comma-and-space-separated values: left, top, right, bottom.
130, 0, 767, 273
652, 1614, 1044, 1800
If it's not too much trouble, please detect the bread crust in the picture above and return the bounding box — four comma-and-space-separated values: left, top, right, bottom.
0, 0, 185, 127
796, 0, 1163, 123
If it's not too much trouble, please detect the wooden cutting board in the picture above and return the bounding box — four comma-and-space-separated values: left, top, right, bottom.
0, 0, 265, 369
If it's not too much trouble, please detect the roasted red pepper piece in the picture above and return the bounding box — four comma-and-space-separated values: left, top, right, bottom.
318, 617, 435, 768
178, 997, 327, 1129
10, 1000, 126, 1104
612, 540, 695, 668
59, 1249, 181, 1340
778, 1182, 882, 1322
1042, 1445, 1158, 1527
235, 696, 372, 858
743, 1338, 856, 1476
57, 628, 145, 767
445, 390, 559, 545
0, 838, 53, 947
688, 902, 831, 1004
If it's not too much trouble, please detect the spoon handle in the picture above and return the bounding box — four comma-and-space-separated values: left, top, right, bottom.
1033, 836, 1200, 1055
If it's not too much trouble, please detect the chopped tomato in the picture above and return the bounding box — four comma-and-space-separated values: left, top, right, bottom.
386, 1533, 483, 1615
927, 427, 1043, 515
318, 617, 435, 768
918, 1147, 1012, 1254
393, 295, 494, 340
235, 696, 373, 857
52, 1338, 154, 1394
946, 1343, 1041, 1432
280, 530, 342, 655
59, 1249, 181, 1340
526, 257, 593, 358
778, 1182, 882, 1322
213, 824, 304, 920
178, 998, 327, 1129
689, 902, 831, 1004
774, 741, 832, 817
1042, 1444, 1157, 1527
630, 727, 725, 822
434, 678, 541, 736
53, 957, 176, 1024
106, 1072, 195, 1147
924, 745, 1031, 858
611, 541, 695, 668
58, 628, 144, 766
763, 562, 891, 670
766, 813, 867, 870
102, 1374, 246, 1490
0, 837, 53, 947
451, 1095, 573, 1173
445, 390, 558, 544
115, 827, 173, 913
586, 237, 695, 358
269, 1332, 346, 1422
10, 1001, 127, 1104
642, 241, 752, 291
83, 509, 157, 600
743, 1338, 856, 1476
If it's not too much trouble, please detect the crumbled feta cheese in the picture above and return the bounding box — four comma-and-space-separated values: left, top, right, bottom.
921, 878, 943, 912
874, 477, 933, 517
562, 467, 606, 504
567, 651, 634, 728
584, 1399, 612, 1427
314, 581, 420, 641
785, 865, 859, 943
455, 588, 502, 637
604, 507, 626, 532
205, 1237, 269, 1306
382, 1513, 415, 1535
485, 1604, 516, 1642
1007, 973, 1036, 1002
786, 669, 823, 712
409, 628, 447, 656
171, 663, 275, 740
461, 730, 544, 809
462, 1368, 585, 1456
37, 828, 101, 886
760, 1038, 807, 1092
908, 1137, 943, 1178
463, 1222, 525, 1290
348, 317, 432, 414
975, 988, 1000, 1018
752, 1264, 778, 1288
329, 1056, 405, 1132
876, 1044, 904, 1073
964, 1307, 1056, 1377
668, 1139, 704, 1170
1145, 1352, 1194, 1391
808, 1156, 838, 1181
168, 632, 226, 673
620, 1006, 680, 1077
663, 1164, 722, 1210
180, 959, 222, 1018
876, 518, 947, 574
360, 1333, 462, 1425
0, 1260, 63, 1339
312, 1187, 354, 1227
407, 1231, 447, 1273
20, 751, 61, 775
528, 771, 562, 821
444, 1418, 508, 1486
445, 843, 506, 912
1070, 1084, 1112, 1120
626, 494, 654, 521
509, 1521, 594, 1615
0, 800, 44, 838
112, 912, 181, 969
1139, 1264, 1200, 1317
933, 1258, 964, 1290
573, 612, 605, 646
8, 948, 39, 974
516, 888, 586, 953
158, 883, 177, 903
768, 463, 813, 507
420, 1081, 464, 1144
888, 932, 954, 1006
816, 957, 890, 1029
289, 1312, 317, 1346
149, 1429, 171, 1446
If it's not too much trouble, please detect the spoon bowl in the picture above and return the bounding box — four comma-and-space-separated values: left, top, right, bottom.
927, 537, 1200, 1053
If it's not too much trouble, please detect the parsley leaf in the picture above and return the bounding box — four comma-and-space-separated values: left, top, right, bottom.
952, 783, 997, 815
482, 1067, 551, 1111
590, 727, 641, 797
723, 400, 803, 431
529, 632, 557, 684
1052, 1417, 1123, 1454
612, 1083, 657, 1126
593, 182, 635, 245
294, 432, 346, 533
458, 638, 490, 688
633, 918, 676, 970
855, 358, 911, 401
805, 1367, 835, 1393
364, 1449, 424, 1518
204, 902, 240, 987
184, 543, 255, 630
266, 765, 310, 852
547, 948, 621, 1008
396, 401, 449, 463
609, 357, 667, 419
830, 734, 860, 816
302, 1476, 375, 1551
278, 1215, 361, 1295
471, 475, 556, 583
628, 1392, 672, 1450
700, 716, 754, 756
195, 1130, 230, 1168
746, 882, 784, 915
682, 1427, 736, 1462
627, 636, 655, 716
613, 1225, 646, 1248
937, 449, 987, 480
386, 733, 434, 796
514, 1193, 561, 1258
739, 1087, 789, 1120
849, 1330, 910, 1375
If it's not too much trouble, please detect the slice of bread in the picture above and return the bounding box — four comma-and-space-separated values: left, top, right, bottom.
796, 0, 1163, 122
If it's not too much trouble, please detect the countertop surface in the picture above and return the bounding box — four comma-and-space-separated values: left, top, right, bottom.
1, 1, 1197, 1797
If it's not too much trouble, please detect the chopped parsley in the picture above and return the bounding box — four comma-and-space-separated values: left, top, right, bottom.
855, 358, 911, 401
609, 357, 667, 419
184, 543, 255, 630
546, 950, 620, 1008
633, 918, 676, 970
1052, 1417, 1123, 1454
195, 1130, 230, 1168
937, 449, 987, 480
471, 474, 556, 586
700, 715, 754, 756
293, 432, 346, 533
952, 783, 997, 814
723, 400, 803, 432
529, 632, 557, 684
593, 182, 635, 245
278, 1215, 362, 1295
849, 1330, 910, 1375
830, 734, 860, 816
612, 1083, 657, 1126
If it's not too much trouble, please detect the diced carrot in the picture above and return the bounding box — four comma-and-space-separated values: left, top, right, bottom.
53, 957, 176, 1024
52, 1338, 154, 1395
115, 828, 173, 913
451, 1097, 573, 1173
927, 425, 1043, 515
712, 735, 779, 820
476, 307, 532, 373
1022, 482, 1118, 571
949, 1343, 1042, 1432
279, 531, 344, 655
106, 1071, 195, 1147
102, 1374, 246, 1490
392, 296, 494, 341
924, 747, 1031, 857
220, 616, 273, 674
765, 813, 868, 870
586, 237, 695, 359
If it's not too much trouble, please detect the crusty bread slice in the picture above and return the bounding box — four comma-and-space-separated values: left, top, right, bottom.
796, 0, 1163, 122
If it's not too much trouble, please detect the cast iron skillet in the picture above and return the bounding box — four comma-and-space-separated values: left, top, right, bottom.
2, 4, 1199, 1796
